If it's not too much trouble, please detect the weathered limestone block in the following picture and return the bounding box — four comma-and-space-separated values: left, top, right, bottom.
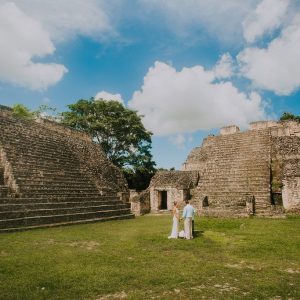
250, 120, 278, 130
282, 177, 300, 211
130, 189, 150, 216
220, 125, 240, 135
0, 147, 19, 196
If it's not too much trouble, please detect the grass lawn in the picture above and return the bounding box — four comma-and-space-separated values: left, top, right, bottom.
0, 215, 299, 300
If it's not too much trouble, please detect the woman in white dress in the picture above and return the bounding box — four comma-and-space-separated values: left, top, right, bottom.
168, 201, 180, 239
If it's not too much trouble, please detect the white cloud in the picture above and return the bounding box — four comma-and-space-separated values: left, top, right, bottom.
128, 61, 266, 136
0, 2, 67, 90
213, 53, 234, 79
238, 14, 300, 95
95, 91, 124, 104
3, 0, 114, 42
243, 0, 290, 43
138, 0, 259, 42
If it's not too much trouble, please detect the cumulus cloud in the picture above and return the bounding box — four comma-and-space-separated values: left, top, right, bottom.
128, 61, 266, 136
8, 0, 114, 42
213, 53, 234, 79
238, 14, 300, 95
0, 0, 115, 90
95, 91, 124, 104
0, 2, 67, 90
138, 0, 259, 42
243, 0, 290, 43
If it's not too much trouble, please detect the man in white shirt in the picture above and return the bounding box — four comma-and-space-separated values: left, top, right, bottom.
181, 200, 195, 239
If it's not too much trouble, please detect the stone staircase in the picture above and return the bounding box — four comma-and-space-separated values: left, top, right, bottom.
185, 129, 276, 216
0, 112, 134, 232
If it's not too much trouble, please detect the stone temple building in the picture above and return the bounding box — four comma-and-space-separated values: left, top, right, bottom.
0, 106, 133, 232
149, 170, 198, 211
149, 121, 300, 217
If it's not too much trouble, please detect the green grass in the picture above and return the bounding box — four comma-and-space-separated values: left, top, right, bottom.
0, 215, 299, 299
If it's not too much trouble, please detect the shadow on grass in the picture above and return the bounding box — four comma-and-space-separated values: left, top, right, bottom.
193, 230, 204, 238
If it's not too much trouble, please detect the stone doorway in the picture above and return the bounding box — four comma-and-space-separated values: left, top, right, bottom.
159, 191, 168, 210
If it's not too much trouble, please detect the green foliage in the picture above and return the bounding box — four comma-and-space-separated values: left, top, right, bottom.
0, 216, 299, 299
12, 103, 34, 120
271, 181, 283, 191
280, 112, 300, 122
123, 166, 156, 190
34, 104, 58, 121
61, 98, 156, 188
11, 103, 59, 122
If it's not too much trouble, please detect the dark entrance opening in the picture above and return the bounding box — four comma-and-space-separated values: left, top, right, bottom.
271, 192, 283, 206
160, 191, 168, 210
202, 196, 209, 207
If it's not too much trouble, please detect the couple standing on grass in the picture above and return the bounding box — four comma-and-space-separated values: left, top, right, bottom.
168, 199, 195, 240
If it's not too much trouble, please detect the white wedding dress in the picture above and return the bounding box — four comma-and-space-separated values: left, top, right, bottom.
168, 208, 179, 239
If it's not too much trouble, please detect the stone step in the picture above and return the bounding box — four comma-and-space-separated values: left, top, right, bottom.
0, 208, 132, 229
15, 174, 88, 183
16, 177, 93, 184
6, 151, 77, 161
9, 160, 82, 169
5, 153, 75, 164
199, 179, 270, 184
12, 166, 83, 174
15, 176, 94, 184
20, 186, 99, 192
13, 169, 88, 177
15, 182, 97, 189
6, 149, 78, 159
2, 141, 74, 155
0, 214, 135, 233
0, 203, 129, 219
19, 192, 106, 199
0, 195, 119, 204
197, 189, 270, 194
0, 199, 127, 211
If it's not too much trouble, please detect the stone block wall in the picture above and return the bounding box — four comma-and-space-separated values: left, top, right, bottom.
220, 125, 240, 135
183, 120, 300, 216
150, 187, 186, 212
250, 121, 279, 130
183, 128, 272, 216
130, 189, 150, 216
271, 122, 300, 212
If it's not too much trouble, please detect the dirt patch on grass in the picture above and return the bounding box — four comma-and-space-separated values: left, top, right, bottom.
0, 250, 9, 257
69, 241, 100, 251
225, 260, 262, 271
96, 291, 127, 299
38, 239, 100, 251
284, 268, 300, 274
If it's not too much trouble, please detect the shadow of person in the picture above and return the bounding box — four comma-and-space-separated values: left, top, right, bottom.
193, 230, 204, 238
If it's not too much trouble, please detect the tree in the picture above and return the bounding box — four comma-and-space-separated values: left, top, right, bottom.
280, 112, 300, 122
34, 104, 58, 121
61, 98, 156, 189
12, 104, 34, 120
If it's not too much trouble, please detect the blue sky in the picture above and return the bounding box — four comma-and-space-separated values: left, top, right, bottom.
0, 0, 300, 169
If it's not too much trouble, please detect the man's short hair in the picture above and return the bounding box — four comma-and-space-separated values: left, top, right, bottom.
185, 199, 190, 204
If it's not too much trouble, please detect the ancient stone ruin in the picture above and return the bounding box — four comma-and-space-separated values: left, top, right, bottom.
149, 171, 198, 212
0, 106, 133, 232
149, 121, 300, 217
